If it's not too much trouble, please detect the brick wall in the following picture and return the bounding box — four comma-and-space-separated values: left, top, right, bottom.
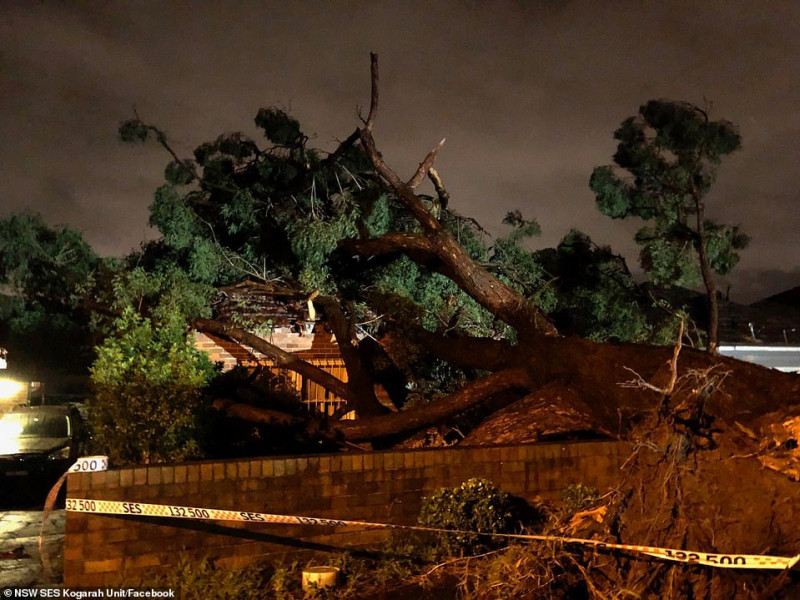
193, 328, 340, 373
63, 440, 630, 586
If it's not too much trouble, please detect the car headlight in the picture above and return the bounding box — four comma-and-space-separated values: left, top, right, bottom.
48, 446, 72, 460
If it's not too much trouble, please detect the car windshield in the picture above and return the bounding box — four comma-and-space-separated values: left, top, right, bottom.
0, 412, 70, 439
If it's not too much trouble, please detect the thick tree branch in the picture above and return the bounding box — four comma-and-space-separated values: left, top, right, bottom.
212, 398, 302, 426
192, 317, 350, 400
411, 331, 517, 372
332, 367, 531, 442
356, 55, 558, 340
314, 297, 388, 417
342, 233, 437, 259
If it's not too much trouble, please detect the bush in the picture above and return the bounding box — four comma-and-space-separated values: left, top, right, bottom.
89, 307, 216, 465
418, 478, 521, 555
561, 483, 600, 513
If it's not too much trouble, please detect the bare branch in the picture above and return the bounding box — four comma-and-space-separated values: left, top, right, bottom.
620, 318, 684, 395
365, 52, 379, 132
356, 54, 557, 338
407, 138, 446, 189
428, 167, 450, 210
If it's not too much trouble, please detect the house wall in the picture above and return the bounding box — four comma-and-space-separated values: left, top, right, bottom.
194, 330, 349, 415
63, 439, 630, 586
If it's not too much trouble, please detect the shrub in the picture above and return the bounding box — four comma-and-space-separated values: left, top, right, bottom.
418, 478, 520, 555
89, 306, 216, 465
561, 483, 600, 513
151, 556, 275, 600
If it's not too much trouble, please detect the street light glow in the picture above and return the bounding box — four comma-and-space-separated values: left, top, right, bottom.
0, 377, 24, 399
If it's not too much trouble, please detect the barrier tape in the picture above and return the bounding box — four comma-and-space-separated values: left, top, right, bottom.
60, 457, 800, 571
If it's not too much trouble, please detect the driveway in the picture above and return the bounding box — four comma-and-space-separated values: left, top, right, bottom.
0, 508, 64, 588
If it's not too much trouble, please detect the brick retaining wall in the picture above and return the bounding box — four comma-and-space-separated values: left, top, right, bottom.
63, 440, 630, 586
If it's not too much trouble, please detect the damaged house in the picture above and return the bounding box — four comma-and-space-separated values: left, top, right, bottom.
193, 281, 353, 418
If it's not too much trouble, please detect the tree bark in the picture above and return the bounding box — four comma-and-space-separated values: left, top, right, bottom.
358, 53, 557, 341
314, 297, 389, 417
405, 330, 516, 372
332, 367, 531, 441
694, 201, 718, 353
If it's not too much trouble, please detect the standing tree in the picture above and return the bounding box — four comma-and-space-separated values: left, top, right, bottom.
0, 212, 101, 372
590, 100, 750, 352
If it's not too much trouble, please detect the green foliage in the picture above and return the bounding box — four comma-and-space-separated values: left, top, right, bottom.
561, 483, 600, 513
535, 230, 655, 343
418, 478, 520, 555
255, 107, 303, 146
704, 221, 750, 275
120, 108, 546, 352
88, 268, 216, 465
590, 99, 749, 288
501, 210, 542, 243
118, 119, 152, 144
0, 212, 101, 371
0, 212, 99, 306
148, 556, 276, 600
634, 227, 700, 286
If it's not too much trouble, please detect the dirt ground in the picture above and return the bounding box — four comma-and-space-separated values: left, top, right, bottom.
423, 341, 800, 598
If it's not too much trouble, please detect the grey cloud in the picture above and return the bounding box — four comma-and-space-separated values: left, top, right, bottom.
1, 0, 798, 300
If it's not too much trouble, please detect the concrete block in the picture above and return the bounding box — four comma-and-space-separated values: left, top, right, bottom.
123, 553, 163, 569
119, 469, 133, 488
161, 466, 174, 485
319, 456, 331, 473
174, 465, 187, 484
83, 557, 123, 574
330, 454, 342, 472
104, 469, 121, 489
133, 468, 147, 486
352, 454, 363, 471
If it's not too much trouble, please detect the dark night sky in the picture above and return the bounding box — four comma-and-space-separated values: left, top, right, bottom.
2, 1, 798, 302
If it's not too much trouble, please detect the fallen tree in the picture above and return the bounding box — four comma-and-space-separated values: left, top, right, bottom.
172, 56, 794, 448
5, 53, 800, 598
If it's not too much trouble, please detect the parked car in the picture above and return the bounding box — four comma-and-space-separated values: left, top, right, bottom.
0, 404, 86, 501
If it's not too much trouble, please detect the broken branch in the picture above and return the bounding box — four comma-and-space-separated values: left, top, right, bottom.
407, 138, 446, 189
